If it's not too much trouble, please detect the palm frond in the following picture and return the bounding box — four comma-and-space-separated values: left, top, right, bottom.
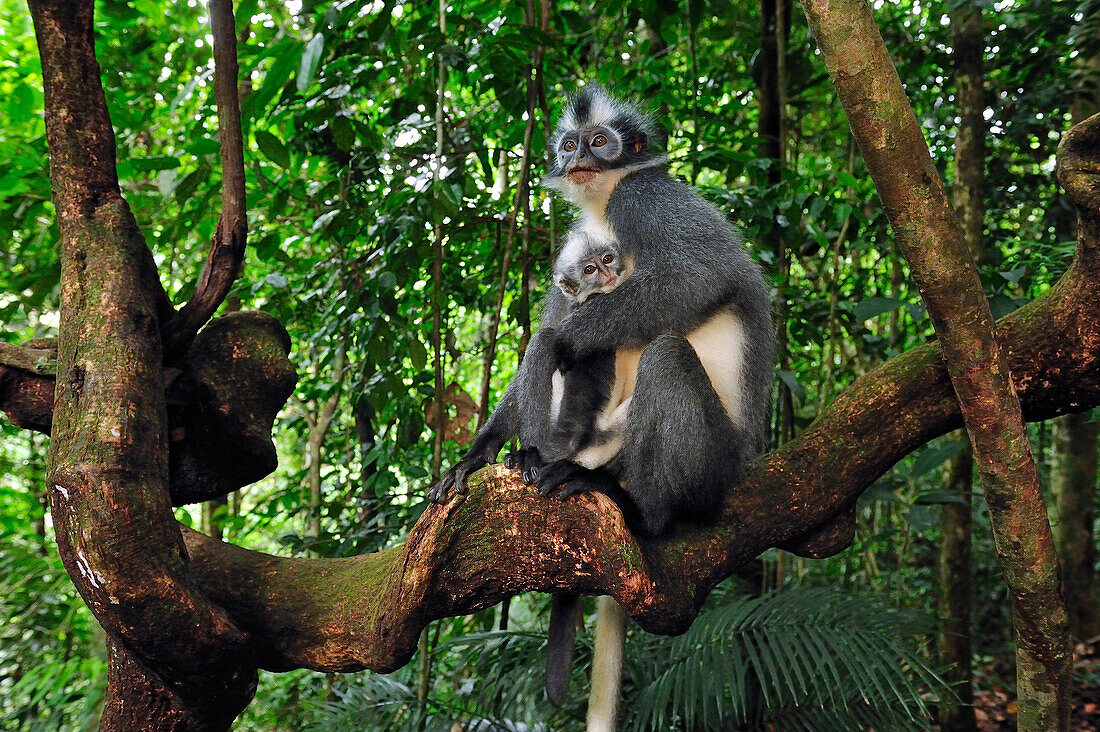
624, 585, 953, 732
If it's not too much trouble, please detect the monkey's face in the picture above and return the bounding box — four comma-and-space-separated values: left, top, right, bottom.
558, 249, 624, 304
545, 86, 663, 207
581, 250, 622, 292
555, 126, 625, 185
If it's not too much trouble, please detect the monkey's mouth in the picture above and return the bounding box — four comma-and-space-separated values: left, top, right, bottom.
567, 167, 600, 184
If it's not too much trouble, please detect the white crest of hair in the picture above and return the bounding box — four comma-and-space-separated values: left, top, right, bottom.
560, 83, 625, 131
548, 370, 565, 423
556, 228, 592, 274
586, 596, 626, 732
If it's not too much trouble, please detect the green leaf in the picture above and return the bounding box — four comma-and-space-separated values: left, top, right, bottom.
836, 171, 860, 188
254, 129, 290, 168
131, 155, 181, 172
909, 439, 967, 478
245, 40, 300, 119
853, 297, 907, 322
252, 233, 282, 262
331, 115, 354, 152
408, 336, 427, 370
297, 33, 325, 93
186, 137, 221, 157
998, 266, 1028, 285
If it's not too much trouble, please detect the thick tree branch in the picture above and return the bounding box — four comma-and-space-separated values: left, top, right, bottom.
161, 0, 248, 362
0, 340, 56, 375
29, 1, 256, 726
0, 339, 56, 432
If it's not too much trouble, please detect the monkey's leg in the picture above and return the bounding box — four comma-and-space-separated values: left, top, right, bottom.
550, 354, 617, 453
623, 334, 744, 536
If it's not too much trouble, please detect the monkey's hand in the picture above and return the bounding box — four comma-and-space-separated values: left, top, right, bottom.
427, 446, 496, 504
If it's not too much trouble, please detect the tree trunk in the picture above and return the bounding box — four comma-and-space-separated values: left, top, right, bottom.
1051, 411, 1100, 640
760, 0, 795, 448
28, 0, 257, 726
800, 1, 1070, 727
936, 5, 984, 729
937, 443, 976, 732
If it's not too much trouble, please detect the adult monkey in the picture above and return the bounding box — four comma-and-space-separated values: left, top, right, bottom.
428, 85, 774, 729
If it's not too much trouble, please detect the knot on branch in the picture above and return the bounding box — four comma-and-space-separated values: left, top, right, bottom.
1057, 111, 1100, 212
0, 339, 57, 432
169, 311, 297, 505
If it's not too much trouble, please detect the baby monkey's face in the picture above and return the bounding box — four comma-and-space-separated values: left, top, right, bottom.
558, 248, 624, 304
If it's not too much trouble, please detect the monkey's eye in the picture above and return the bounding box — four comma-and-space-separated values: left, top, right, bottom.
592, 133, 607, 147
562, 139, 577, 152
601, 254, 615, 264
583, 264, 597, 275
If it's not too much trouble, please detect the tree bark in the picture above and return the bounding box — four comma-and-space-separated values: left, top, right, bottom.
1051, 411, 1100, 640
937, 5, 984, 730
799, 1, 1069, 727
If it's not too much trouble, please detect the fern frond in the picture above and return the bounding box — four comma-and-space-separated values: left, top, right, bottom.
625, 585, 953, 732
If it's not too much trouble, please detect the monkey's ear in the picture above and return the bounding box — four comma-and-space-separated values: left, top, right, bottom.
632, 132, 648, 155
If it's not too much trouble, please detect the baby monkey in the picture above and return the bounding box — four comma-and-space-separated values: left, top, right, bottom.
549, 229, 633, 457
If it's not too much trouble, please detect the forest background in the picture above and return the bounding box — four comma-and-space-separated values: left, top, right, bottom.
1, 0, 1098, 729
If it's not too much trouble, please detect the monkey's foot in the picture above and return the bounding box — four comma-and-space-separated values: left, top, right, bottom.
532, 459, 618, 500
503, 447, 546, 484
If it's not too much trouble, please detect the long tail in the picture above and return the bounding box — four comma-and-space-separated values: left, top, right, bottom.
586, 596, 626, 732
546, 593, 584, 706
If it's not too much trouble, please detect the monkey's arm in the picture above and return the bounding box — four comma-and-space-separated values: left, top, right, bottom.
427, 387, 518, 503
553, 265, 737, 357
427, 321, 569, 503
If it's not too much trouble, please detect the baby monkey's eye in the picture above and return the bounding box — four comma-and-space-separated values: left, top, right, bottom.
592, 133, 608, 147
562, 139, 577, 152
601, 254, 615, 264
583, 264, 597, 275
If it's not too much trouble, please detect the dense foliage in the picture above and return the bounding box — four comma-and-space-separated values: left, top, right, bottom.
0, 0, 1095, 728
